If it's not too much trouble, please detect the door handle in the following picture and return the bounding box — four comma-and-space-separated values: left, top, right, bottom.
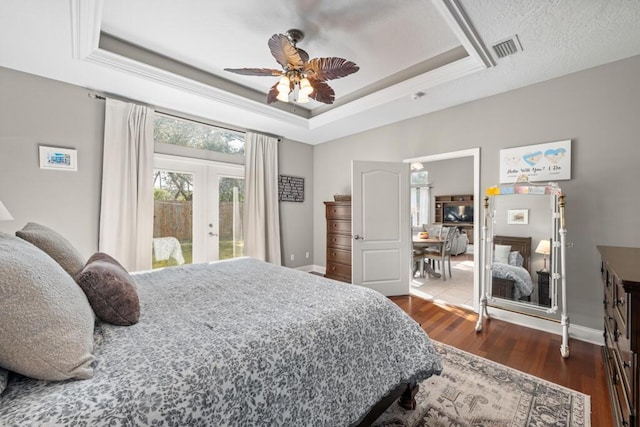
354, 235, 365, 240
208, 232, 218, 237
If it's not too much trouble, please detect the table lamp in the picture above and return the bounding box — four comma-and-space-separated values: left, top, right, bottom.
535, 239, 550, 272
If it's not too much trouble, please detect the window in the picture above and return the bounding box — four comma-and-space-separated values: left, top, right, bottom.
152, 114, 245, 269
410, 170, 430, 226
154, 114, 244, 156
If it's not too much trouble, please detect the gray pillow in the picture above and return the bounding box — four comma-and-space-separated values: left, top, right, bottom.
76, 253, 140, 326
15, 222, 86, 277
0, 232, 95, 381
509, 251, 524, 267
0, 368, 8, 395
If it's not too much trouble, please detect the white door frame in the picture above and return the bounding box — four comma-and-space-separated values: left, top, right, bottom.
404, 148, 481, 311
154, 153, 244, 264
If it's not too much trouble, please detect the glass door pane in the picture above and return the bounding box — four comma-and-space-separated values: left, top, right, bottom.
218, 176, 244, 260
152, 170, 194, 268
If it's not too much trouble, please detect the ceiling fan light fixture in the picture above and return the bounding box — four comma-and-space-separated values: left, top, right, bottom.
224, 29, 359, 105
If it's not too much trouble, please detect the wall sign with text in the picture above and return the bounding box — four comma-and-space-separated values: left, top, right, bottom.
278, 175, 304, 202
499, 140, 571, 183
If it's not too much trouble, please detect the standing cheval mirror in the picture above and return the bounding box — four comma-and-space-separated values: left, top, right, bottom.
475, 181, 569, 358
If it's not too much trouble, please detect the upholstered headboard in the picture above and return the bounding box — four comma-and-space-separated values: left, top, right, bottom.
493, 235, 532, 272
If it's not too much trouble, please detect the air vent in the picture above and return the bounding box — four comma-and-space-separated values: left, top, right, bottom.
492, 35, 522, 59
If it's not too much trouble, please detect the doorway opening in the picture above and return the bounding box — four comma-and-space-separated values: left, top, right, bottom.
404, 148, 480, 311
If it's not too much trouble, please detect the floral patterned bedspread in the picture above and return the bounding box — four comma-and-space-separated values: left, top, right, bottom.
0, 257, 442, 426
492, 262, 534, 299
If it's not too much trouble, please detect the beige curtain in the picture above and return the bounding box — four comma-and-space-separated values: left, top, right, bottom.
243, 132, 281, 265
99, 98, 154, 271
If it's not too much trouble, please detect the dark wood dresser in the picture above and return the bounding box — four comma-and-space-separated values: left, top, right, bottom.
324, 201, 351, 283
599, 245, 640, 427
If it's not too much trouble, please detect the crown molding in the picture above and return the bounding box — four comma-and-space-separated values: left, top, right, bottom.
69, 0, 492, 138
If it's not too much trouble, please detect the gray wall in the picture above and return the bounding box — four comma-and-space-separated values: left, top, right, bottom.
0, 66, 313, 268
0, 67, 104, 256
313, 55, 640, 331
278, 139, 314, 268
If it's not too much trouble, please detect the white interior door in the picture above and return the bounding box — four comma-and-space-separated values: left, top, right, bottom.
352, 160, 410, 296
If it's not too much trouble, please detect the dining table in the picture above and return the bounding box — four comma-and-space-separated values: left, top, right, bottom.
412, 236, 445, 278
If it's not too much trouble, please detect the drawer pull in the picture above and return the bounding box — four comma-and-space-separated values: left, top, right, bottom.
624, 360, 631, 369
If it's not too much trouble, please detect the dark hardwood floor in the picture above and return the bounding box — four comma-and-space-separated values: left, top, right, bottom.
390, 295, 613, 427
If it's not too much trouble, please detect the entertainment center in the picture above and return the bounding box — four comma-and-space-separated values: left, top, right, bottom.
434, 194, 474, 244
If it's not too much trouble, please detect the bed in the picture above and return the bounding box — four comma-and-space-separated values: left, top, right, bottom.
491, 235, 534, 301
0, 225, 442, 426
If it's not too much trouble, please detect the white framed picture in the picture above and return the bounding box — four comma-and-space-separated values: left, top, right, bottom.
507, 209, 529, 225
499, 139, 571, 183
39, 146, 77, 171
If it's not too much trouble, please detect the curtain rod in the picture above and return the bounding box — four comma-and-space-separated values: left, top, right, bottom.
88, 92, 282, 141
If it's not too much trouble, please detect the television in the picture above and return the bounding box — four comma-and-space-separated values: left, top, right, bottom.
443, 205, 473, 223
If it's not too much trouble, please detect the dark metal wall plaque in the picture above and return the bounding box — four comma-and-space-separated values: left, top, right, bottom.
278, 175, 304, 202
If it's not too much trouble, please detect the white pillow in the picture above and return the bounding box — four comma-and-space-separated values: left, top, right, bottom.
494, 244, 511, 264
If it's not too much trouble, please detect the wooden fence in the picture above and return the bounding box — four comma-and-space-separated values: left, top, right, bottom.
154, 200, 243, 241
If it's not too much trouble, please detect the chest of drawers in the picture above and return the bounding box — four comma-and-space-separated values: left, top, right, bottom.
599, 246, 640, 427
324, 201, 351, 283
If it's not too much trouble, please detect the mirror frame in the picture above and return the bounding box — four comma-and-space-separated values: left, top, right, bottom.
475, 181, 569, 358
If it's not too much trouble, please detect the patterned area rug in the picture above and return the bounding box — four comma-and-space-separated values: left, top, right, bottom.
375, 341, 590, 427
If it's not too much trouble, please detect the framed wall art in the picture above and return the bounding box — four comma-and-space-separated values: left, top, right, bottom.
39, 146, 77, 171
278, 175, 304, 202
507, 209, 529, 225
499, 140, 571, 183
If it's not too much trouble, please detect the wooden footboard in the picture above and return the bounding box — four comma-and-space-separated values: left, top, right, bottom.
492, 277, 531, 302
353, 382, 418, 426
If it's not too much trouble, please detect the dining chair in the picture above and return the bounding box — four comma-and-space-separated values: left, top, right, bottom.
423, 226, 455, 280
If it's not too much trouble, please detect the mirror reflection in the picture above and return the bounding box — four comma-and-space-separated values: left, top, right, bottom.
489, 193, 554, 311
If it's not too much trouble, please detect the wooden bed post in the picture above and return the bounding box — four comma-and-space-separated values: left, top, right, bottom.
398, 382, 419, 410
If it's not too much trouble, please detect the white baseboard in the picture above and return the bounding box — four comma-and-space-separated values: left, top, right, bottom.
294, 264, 325, 274
486, 307, 604, 346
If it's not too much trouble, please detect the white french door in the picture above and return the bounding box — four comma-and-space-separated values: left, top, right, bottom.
153, 155, 244, 267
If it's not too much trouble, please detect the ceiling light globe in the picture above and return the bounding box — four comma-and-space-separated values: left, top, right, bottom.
276, 91, 290, 102
299, 78, 313, 96
276, 75, 290, 94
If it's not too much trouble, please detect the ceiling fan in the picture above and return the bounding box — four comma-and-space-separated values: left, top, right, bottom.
224, 29, 359, 105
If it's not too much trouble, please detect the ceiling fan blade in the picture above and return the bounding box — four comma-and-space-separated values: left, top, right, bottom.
269, 34, 304, 70
296, 48, 309, 64
309, 80, 335, 104
224, 67, 283, 77
266, 82, 279, 104
306, 57, 359, 81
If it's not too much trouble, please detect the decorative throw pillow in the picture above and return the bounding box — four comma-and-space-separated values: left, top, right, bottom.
0, 368, 8, 395
15, 222, 86, 277
0, 232, 95, 381
508, 251, 524, 267
494, 244, 511, 264
76, 253, 140, 326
